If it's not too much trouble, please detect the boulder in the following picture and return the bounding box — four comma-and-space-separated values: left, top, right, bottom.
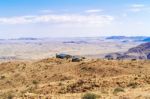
56, 53, 72, 59
72, 56, 83, 62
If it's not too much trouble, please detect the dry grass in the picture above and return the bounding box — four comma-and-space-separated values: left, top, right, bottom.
0, 58, 150, 99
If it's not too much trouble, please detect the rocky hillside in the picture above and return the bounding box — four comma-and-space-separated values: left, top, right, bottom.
0, 58, 150, 98
105, 42, 150, 60
127, 42, 150, 54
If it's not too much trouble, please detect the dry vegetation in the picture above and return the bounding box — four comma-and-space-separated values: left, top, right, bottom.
0, 58, 150, 99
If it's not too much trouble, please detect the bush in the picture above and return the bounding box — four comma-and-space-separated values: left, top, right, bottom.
0, 75, 5, 79
7, 94, 13, 99
113, 87, 124, 94
82, 93, 99, 99
127, 82, 138, 88
32, 80, 38, 85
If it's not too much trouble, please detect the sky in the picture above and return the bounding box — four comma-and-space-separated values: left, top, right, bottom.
0, 0, 150, 38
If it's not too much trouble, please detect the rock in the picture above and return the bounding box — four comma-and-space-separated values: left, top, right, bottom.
105, 53, 123, 60
56, 53, 72, 59
105, 42, 150, 60
72, 56, 83, 62
147, 53, 150, 59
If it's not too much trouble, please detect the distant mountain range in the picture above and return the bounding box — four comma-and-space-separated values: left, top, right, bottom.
105, 42, 150, 60
106, 36, 150, 42
143, 38, 150, 42
63, 41, 88, 44
10, 37, 41, 40
0, 37, 43, 41
0, 36, 149, 42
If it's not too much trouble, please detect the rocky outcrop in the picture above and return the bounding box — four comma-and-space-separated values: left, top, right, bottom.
126, 42, 150, 59
147, 53, 150, 59
105, 53, 123, 60
105, 42, 150, 60
127, 42, 150, 54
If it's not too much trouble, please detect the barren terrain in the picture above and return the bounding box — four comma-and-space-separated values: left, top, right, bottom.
0, 38, 149, 99
0, 38, 140, 61
0, 58, 150, 99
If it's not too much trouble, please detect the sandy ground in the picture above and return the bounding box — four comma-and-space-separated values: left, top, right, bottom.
0, 38, 140, 61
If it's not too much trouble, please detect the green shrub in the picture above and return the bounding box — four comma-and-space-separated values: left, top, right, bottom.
113, 87, 124, 94
82, 93, 99, 99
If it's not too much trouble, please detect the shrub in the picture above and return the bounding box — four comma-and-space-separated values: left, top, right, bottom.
127, 82, 138, 88
32, 80, 38, 85
113, 87, 124, 95
0, 75, 5, 79
7, 94, 14, 99
0, 92, 14, 99
82, 93, 99, 99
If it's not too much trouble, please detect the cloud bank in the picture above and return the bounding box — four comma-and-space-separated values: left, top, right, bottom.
0, 14, 114, 26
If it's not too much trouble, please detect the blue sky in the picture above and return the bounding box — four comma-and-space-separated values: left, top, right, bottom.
0, 0, 150, 38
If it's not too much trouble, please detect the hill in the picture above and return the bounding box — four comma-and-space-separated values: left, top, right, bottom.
105, 42, 150, 60
0, 58, 150, 98
142, 38, 150, 42
106, 36, 150, 42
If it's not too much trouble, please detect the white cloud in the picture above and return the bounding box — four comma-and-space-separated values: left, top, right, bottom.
131, 4, 145, 8
85, 9, 103, 13
39, 10, 54, 14
0, 14, 114, 26
129, 4, 145, 12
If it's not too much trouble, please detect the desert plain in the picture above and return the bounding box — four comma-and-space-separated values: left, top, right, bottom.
0, 37, 149, 99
